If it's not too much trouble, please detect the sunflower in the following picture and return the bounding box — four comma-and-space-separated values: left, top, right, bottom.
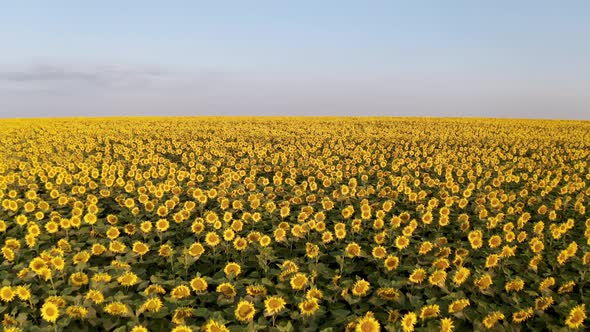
1, 248, 15, 261
117, 271, 140, 287
371, 246, 387, 259
219, 262, 241, 278
264, 295, 286, 315
73, 251, 91, 264
290, 273, 308, 290
448, 299, 470, 313
41, 301, 60, 323
0, 286, 15, 302
259, 235, 271, 247
245, 284, 267, 297
158, 244, 173, 257
170, 326, 192, 332
419, 304, 440, 320
191, 220, 205, 234
565, 304, 586, 329
512, 307, 533, 323
109, 240, 127, 254
140, 297, 163, 313
132, 241, 150, 256
505, 278, 525, 293
235, 300, 256, 323
144, 284, 166, 295
65, 305, 88, 319
482, 311, 504, 329
418, 241, 433, 255
15, 285, 31, 300
408, 268, 427, 284
474, 274, 493, 291
352, 279, 371, 297
106, 226, 120, 240
203, 320, 230, 332
534, 296, 554, 311
70, 272, 89, 287
130, 326, 149, 332
29, 257, 47, 274
394, 236, 410, 250
401, 312, 417, 332
91, 244, 107, 256
274, 229, 287, 242
484, 254, 500, 268
233, 237, 248, 251
355, 312, 380, 332
171, 285, 191, 299
104, 302, 129, 316
223, 228, 235, 241
306, 242, 320, 258
440, 317, 454, 332
452, 267, 470, 286
187, 242, 205, 257
322, 231, 334, 243
383, 255, 400, 271
190, 276, 208, 293
558, 281, 576, 294
299, 298, 320, 316
155, 219, 169, 232
92, 273, 112, 283
428, 270, 447, 287
376, 287, 399, 301
140, 221, 152, 233
216, 282, 236, 298
539, 277, 555, 291
85, 289, 104, 304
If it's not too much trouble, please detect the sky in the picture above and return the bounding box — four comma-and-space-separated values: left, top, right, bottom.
0, 1, 589, 119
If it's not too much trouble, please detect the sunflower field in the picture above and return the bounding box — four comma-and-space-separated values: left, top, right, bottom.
0, 117, 589, 332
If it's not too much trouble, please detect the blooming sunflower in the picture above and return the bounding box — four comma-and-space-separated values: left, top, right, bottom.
419, 304, 440, 320
428, 270, 447, 288
190, 276, 208, 293
203, 320, 229, 332
512, 307, 533, 324
132, 241, 150, 256
223, 262, 241, 278
216, 283, 236, 298
352, 279, 371, 297
104, 302, 129, 316
394, 236, 410, 250
235, 300, 256, 323
355, 312, 380, 332
383, 255, 400, 271
534, 296, 554, 311
440, 317, 454, 332
565, 304, 586, 329
140, 297, 163, 313
170, 326, 192, 332
299, 298, 320, 316
290, 273, 308, 290
130, 326, 149, 332
205, 232, 221, 247
117, 271, 140, 287
482, 311, 504, 329
401, 312, 417, 332
264, 295, 286, 315
171, 285, 191, 299
409, 268, 427, 284
41, 301, 60, 323
0, 286, 15, 302
448, 299, 470, 313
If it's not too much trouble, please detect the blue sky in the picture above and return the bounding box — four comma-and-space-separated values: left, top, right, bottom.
1, 1, 589, 118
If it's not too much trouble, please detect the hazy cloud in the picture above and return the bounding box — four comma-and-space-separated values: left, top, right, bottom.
0, 63, 178, 92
